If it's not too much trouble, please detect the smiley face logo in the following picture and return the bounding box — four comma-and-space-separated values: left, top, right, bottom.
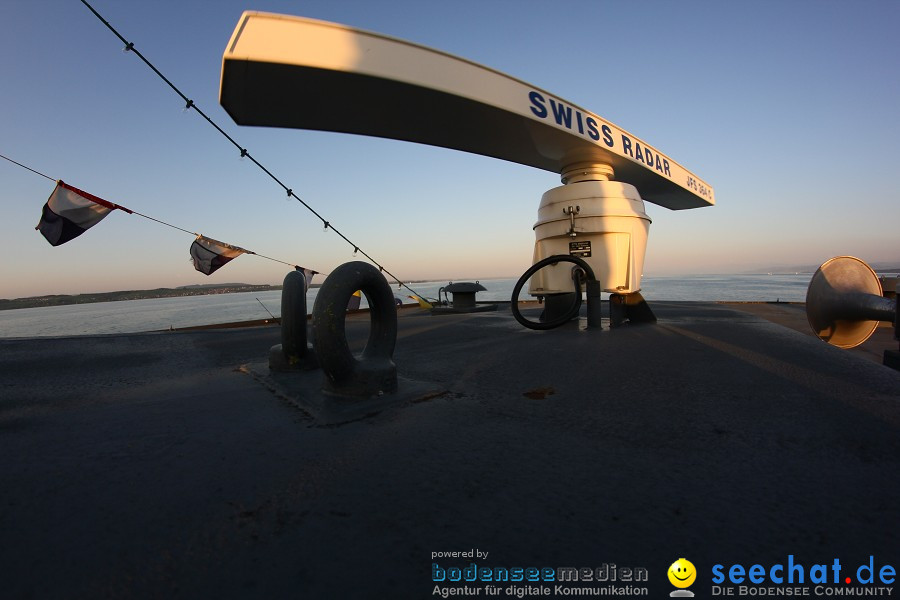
668, 558, 696, 588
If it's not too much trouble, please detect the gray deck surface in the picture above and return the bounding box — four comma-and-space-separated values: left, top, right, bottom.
2, 302, 898, 599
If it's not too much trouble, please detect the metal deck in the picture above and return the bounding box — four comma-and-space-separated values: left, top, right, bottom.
1, 302, 898, 598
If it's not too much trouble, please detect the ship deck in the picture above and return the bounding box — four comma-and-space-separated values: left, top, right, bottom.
1, 302, 898, 598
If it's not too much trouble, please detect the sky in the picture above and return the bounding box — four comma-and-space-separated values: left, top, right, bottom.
1, 0, 898, 299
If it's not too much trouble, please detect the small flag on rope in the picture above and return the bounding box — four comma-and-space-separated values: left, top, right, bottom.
347, 289, 362, 311
36, 181, 132, 246
297, 267, 315, 291
408, 294, 434, 309
190, 235, 249, 275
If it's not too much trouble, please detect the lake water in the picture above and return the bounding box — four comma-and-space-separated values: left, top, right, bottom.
0, 274, 819, 338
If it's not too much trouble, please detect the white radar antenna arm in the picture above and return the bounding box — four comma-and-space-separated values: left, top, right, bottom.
219, 12, 714, 210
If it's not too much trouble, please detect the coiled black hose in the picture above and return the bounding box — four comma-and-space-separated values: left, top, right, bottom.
511, 255, 597, 330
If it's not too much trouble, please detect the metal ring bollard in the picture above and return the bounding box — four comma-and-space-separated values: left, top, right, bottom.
312, 261, 398, 397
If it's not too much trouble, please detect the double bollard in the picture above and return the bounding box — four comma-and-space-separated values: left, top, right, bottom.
269, 261, 398, 397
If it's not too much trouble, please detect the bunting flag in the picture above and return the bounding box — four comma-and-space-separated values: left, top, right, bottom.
190, 235, 250, 275
298, 267, 315, 291
408, 294, 434, 309
35, 180, 132, 246
16, 159, 324, 284
347, 290, 362, 311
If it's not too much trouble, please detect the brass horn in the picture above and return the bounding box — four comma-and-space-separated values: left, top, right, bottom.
806, 256, 896, 349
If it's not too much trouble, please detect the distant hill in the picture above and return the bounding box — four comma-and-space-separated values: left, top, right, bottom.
177, 283, 249, 289
0, 283, 282, 311
746, 261, 900, 274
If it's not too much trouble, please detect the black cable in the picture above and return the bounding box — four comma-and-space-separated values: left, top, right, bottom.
78, 0, 427, 302
510, 255, 596, 330
0, 153, 56, 182
256, 297, 280, 324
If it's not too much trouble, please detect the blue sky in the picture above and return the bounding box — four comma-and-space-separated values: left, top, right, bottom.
2, 0, 898, 298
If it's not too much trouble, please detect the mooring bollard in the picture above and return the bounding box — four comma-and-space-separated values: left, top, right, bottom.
312, 261, 398, 397
269, 269, 318, 371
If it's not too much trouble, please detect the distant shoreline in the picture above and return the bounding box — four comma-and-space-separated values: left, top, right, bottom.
0, 279, 444, 311
0, 283, 291, 311
0, 276, 499, 311
4, 269, 897, 312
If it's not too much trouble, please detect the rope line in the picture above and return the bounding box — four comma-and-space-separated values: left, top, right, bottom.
1, 153, 56, 182
2, 152, 312, 274
129, 210, 197, 237
78, 0, 428, 301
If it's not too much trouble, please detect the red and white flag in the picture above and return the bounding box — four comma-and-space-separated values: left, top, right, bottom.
36, 181, 132, 246
189, 235, 250, 275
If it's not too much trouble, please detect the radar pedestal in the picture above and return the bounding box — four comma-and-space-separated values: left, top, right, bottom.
527, 162, 655, 327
